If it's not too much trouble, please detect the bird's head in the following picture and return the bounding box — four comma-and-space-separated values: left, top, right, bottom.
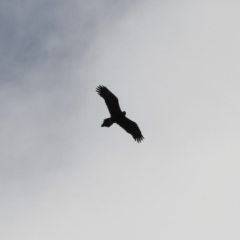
122, 111, 126, 116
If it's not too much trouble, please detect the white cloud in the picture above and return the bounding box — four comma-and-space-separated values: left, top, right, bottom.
1, 0, 240, 239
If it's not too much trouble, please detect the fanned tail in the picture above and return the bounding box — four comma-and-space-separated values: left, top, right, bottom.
101, 118, 114, 127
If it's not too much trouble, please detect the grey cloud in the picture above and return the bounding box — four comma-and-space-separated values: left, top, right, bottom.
0, 0, 136, 189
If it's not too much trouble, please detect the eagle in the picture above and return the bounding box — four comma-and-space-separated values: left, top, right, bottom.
96, 85, 144, 143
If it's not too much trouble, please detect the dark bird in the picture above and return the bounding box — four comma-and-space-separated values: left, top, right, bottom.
96, 85, 144, 143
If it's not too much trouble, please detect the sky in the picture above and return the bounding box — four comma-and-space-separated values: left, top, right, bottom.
1, 0, 240, 239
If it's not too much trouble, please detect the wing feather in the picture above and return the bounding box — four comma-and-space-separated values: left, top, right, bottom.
96, 85, 122, 116
117, 116, 144, 143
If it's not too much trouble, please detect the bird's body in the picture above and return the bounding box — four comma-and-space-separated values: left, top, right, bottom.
96, 85, 144, 143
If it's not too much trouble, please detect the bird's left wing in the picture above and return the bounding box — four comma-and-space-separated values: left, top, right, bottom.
96, 85, 122, 116
117, 116, 144, 143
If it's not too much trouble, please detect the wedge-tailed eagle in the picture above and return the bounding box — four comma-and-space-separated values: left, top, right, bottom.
96, 85, 144, 143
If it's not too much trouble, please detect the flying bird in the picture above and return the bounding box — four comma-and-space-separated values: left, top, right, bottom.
96, 85, 144, 143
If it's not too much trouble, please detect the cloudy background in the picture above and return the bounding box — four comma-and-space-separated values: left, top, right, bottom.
1, 0, 240, 239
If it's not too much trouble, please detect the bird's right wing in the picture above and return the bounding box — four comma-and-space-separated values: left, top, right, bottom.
96, 85, 122, 116
117, 116, 144, 143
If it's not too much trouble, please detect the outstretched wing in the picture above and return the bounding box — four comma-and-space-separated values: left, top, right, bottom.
96, 85, 122, 116
117, 116, 144, 143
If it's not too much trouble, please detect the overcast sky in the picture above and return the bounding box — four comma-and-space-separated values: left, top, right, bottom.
1, 0, 240, 239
